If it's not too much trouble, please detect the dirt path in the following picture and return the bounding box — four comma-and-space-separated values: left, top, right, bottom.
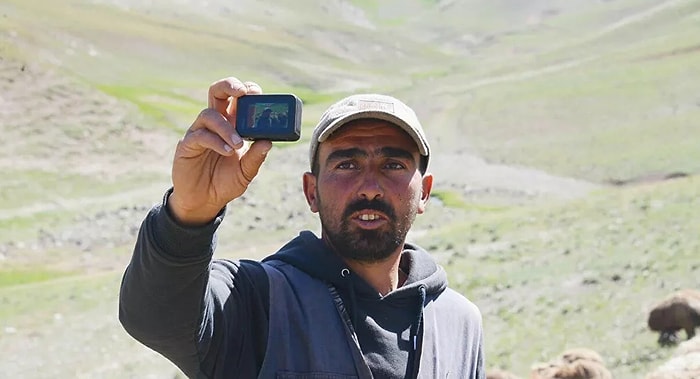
434, 0, 690, 96
586, 0, 690, 41
10, 0, 681, 224
0, 41, 600, 270
10, 0, 673, 274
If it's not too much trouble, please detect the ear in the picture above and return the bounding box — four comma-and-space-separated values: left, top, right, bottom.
303, 172, 320, 213
417, 173, 433, 214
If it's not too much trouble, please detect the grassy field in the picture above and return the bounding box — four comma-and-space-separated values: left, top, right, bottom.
417, 176, 700, 377
1, 0, 699, 377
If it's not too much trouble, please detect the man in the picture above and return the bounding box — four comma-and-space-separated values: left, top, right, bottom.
119, 77, 485, 379
255, 107, 274, 128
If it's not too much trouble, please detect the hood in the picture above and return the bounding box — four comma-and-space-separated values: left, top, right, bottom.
262, 230, 447, 300
263, 230, 447, 378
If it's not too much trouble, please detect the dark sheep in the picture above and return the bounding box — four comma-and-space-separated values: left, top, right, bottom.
647, 289, 700, 346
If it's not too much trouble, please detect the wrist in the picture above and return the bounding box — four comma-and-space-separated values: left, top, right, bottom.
166, 190, 224, 226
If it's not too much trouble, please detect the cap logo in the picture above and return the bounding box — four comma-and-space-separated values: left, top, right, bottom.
325, 99, 396, 119
356, 100, 395, 113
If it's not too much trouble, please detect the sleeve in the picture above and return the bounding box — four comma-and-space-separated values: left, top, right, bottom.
118, 189, 269, 378
473, 306, 485, 379
475, 327, 485, 379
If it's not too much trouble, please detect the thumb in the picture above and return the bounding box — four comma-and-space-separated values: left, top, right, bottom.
240, 140, 273, 183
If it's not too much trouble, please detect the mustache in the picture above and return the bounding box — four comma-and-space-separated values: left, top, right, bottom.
343, 199, 396, 220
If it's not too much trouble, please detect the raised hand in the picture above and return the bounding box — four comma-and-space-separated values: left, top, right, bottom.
168, 77, 273, 225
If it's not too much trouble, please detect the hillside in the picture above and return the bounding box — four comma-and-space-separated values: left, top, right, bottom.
1, 0, 699, 378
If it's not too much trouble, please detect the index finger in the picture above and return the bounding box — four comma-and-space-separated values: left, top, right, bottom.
208, 77, 248, 117
244, 81, 263, 95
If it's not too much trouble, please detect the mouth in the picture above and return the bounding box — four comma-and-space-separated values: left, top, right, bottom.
358, 213, 381, 221
351, 210, 389, 229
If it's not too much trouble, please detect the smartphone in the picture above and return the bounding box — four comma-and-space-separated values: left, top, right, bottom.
236, 94, 302, 141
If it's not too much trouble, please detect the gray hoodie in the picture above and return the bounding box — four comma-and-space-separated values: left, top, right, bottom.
119, 198, 484, 378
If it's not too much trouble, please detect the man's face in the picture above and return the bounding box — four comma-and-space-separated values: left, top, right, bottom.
303, 120, 433, 263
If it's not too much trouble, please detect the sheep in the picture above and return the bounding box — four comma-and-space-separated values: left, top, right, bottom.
530, 362, 559, 379
530, 361, 612, 379
530, 348, 612, 379
647, 289, 700, 346
550, 360, 612, 379
559, 348, 604, 365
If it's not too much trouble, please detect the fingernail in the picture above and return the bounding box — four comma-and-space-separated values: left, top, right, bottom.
231, 133, 243, 146
224, 144, 233, 153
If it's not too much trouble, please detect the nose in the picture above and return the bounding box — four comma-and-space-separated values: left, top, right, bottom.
357, 170, 383, 200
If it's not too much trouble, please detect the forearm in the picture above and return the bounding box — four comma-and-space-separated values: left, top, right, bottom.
118, 192, 224, 373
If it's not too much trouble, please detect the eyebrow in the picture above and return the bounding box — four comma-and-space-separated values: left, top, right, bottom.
325, 147, 416, 164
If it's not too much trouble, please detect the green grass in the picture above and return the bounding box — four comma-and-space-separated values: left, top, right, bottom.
0, 168, 168, 244
97, 84, 203, 131
418, 176, 700, 377
436, 33, 700, 181
431, 190, 509, 211
0, 209, 92, 244
0, 268, 74, 288
0, 269, 185, 378
392, 1, 700, 185
0, 271, 114, 322
0, 170, 165, 211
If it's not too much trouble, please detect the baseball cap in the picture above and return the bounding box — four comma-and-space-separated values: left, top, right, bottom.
309, 94, 430, 173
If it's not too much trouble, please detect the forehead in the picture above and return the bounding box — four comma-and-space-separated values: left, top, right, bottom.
320, 119, 419, 152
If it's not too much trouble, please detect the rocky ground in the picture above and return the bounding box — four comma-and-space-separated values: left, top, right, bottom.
0, 52, 603, 273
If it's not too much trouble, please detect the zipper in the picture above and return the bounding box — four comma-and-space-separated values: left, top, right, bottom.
327, 283, 374, 379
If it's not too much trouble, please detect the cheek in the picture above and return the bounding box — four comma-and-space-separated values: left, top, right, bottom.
403, 178, 424, 200
396, 188, 418, 202
319, 174, 355, 197
403, 180, 426, 212
317, 180, 349, 209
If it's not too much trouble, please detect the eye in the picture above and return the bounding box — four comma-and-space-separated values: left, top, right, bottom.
384, 161, 406, 170
336, 161, 357, 170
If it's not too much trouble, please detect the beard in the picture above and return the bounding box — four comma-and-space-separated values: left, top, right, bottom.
318, 196, 417, 263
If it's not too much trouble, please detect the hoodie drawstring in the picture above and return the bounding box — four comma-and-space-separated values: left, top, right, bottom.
335, 268, 427, 378
412, 285, 426, 350
407, 285, 427, 378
